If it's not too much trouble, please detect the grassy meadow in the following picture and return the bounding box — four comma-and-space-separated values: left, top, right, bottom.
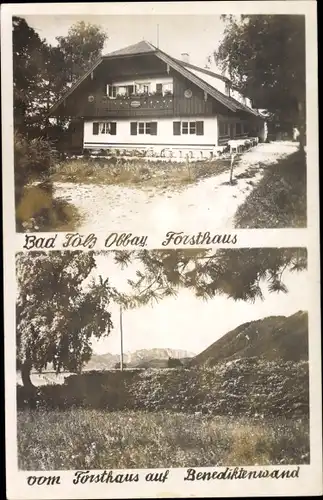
234, 150, 306, 228
50, 156, 232, 190
17, 409, 309, 470
17, 359, 309, 470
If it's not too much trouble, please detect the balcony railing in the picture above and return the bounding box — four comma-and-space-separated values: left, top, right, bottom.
104, 93, 174, 112
83, 93, 175, 117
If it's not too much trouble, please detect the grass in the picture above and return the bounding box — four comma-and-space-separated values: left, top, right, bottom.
234, 150, 306, 228
50, 157, 232, 190
16, 183, 82, 232
17, 409, 309, 470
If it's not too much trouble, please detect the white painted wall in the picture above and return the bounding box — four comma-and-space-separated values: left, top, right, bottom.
84, 116, 218, 151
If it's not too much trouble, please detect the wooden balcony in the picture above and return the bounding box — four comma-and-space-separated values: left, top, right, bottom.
85, 94, 174, 118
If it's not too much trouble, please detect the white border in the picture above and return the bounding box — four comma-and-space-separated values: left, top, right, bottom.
2, 2, 321, 499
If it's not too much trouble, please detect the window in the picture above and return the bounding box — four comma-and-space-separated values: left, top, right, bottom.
135, 83, 150, 95
108, 86, 117, 98
182, 122, 188, 134
107, 84, 135, 98
130, 122, 157, 135
93, 122, 117, 135
155, 81, 173, 95
236, 122, 242, 135
189, 122, 196, 134
173, 121, 204, 136
162, 82, 173, 95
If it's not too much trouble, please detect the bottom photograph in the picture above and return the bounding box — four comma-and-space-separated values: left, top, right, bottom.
16, 247, 309, 470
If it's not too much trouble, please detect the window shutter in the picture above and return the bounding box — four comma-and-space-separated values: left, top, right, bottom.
93, 122, 99, 135
196, 121, 204, 136
150, 122, 157, 135
130, 122, 137, 135
110, 122, 117, 135
173, 121, 181, 135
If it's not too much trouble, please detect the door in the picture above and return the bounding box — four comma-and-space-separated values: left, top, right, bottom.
228, 123, 235, 139
70, 119, 84, 153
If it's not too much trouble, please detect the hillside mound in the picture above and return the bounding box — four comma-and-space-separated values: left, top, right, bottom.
192, 311, 308, 366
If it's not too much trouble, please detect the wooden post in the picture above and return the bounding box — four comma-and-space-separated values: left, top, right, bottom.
186, 153, 191, 181
119, 305, 124, 371
230, 153, 235, 184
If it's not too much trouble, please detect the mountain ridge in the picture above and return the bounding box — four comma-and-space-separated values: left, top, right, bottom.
191, 310, 308, 366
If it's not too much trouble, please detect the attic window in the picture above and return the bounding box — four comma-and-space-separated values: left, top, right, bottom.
107, 84, 135, 98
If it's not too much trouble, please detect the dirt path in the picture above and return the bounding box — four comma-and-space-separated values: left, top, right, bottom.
53, 142, 298, 234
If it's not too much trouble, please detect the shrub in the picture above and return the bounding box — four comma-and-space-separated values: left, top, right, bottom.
167, 357, 183, 368
17, 359, 309, 419
14, 132, 52, 207
14, 132, 80, 231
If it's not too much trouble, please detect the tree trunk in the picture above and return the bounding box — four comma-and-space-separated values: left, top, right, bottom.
21, 360, 34, 391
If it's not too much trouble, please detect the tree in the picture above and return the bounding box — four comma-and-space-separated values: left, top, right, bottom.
111, 247, 307, 308
167, 357, 183, 368
13, 16, 47, 132
14, 132, 52, 208
114, 362, 127, 370
16, 251, 116, 390
214, 15, 306, 148
56, 21, 108, 83
13, 18, 108, 136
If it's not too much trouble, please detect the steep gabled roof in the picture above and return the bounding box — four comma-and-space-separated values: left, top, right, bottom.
104, 40, 156, 57
171, 59, 259, 117
48, 40, 261, 117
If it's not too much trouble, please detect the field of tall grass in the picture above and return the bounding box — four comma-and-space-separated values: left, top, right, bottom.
17, 409, 309, 470
234, 150, 306, 228
50, 156, 232, 189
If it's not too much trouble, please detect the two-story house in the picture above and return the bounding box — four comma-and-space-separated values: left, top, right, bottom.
48, 40, 267, 159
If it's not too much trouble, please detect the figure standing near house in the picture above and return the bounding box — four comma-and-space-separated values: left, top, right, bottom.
293, 127, 300, 142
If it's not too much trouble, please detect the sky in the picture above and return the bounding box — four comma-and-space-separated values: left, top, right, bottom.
22, 14, 226, 71
88, 252, 309, 356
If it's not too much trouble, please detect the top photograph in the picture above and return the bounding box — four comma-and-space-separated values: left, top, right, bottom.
13, 13, 307, 233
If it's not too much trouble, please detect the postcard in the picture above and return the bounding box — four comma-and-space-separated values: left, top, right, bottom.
2, 1, 321, 498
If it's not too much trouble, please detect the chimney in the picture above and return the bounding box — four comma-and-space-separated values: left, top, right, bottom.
181, 52, 190, 64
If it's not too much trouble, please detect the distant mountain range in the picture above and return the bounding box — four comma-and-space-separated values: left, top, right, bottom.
85, 348, 196, 370
191, 311, 308, 366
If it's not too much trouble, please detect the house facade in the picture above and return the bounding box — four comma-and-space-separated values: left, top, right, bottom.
49, 41, 267, 159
